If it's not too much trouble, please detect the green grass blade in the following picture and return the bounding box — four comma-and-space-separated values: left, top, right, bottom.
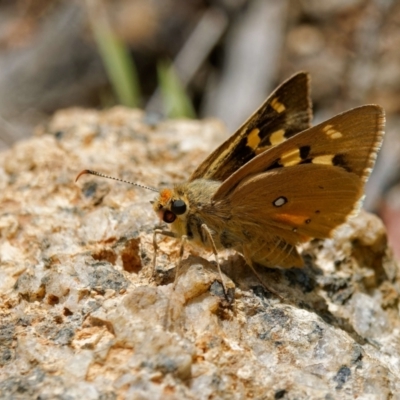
157, 61, 195, 118
91, 16, 140, 107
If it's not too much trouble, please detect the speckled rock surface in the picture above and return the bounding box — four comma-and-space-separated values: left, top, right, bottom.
0, 107, 399, 400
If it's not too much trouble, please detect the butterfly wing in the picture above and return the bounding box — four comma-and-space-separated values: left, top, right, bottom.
224, 164, 363, 243
215, 105, 384, 200
190, 72, 312, 182
213, 105, 385, 267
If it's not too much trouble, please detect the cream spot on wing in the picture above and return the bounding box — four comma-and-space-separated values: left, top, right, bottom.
323, 124, 343, 139
312, 155, 334, 165
273, 196, 287, 207
246, 128, 261, 149
281, 148, 301, 166
328, 130, 343, 139
270, 98, 286, 113
270, 129, 286, 145
322, 125, 333, 132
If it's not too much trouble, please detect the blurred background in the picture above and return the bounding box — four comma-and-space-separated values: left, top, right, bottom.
0, 0, 399, 257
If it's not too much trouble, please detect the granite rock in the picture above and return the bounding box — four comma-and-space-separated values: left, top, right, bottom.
0, 107, 399, 399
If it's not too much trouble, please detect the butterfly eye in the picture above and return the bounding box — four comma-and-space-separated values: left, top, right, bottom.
171, 199, 187, 215
163, 210, 176, 223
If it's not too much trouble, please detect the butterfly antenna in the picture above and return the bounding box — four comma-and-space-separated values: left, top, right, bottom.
75, 169, 159, 192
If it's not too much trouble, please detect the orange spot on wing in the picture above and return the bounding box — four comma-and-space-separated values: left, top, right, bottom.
274, 213, 306, 226
273, 213, 311, 242
246, 128, 261, 149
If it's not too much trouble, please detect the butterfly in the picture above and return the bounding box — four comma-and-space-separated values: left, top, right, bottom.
77, 72, 385, 281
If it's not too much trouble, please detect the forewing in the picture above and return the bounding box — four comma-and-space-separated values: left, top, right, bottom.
190, 72, 312, 181
214, 105, 385, 201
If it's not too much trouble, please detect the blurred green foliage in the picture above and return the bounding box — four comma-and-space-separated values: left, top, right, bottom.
92, 15, 194, 118
157, 60, 195, 118
91, 17, 140, 108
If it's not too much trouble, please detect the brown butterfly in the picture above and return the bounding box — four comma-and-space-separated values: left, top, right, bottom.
77, 72, 384, 283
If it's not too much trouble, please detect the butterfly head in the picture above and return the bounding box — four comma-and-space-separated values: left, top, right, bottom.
153, 188, 188, 225
75, 170, 190, 228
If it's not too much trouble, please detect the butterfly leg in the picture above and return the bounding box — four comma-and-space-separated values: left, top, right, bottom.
173, 235, 188, 288
152, 228, 190, 289
152, 229, 187, 330
163, 234, 189, 330
201, 223, 228, 297
242, 247, 283, 301
152, 228, 179, 280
